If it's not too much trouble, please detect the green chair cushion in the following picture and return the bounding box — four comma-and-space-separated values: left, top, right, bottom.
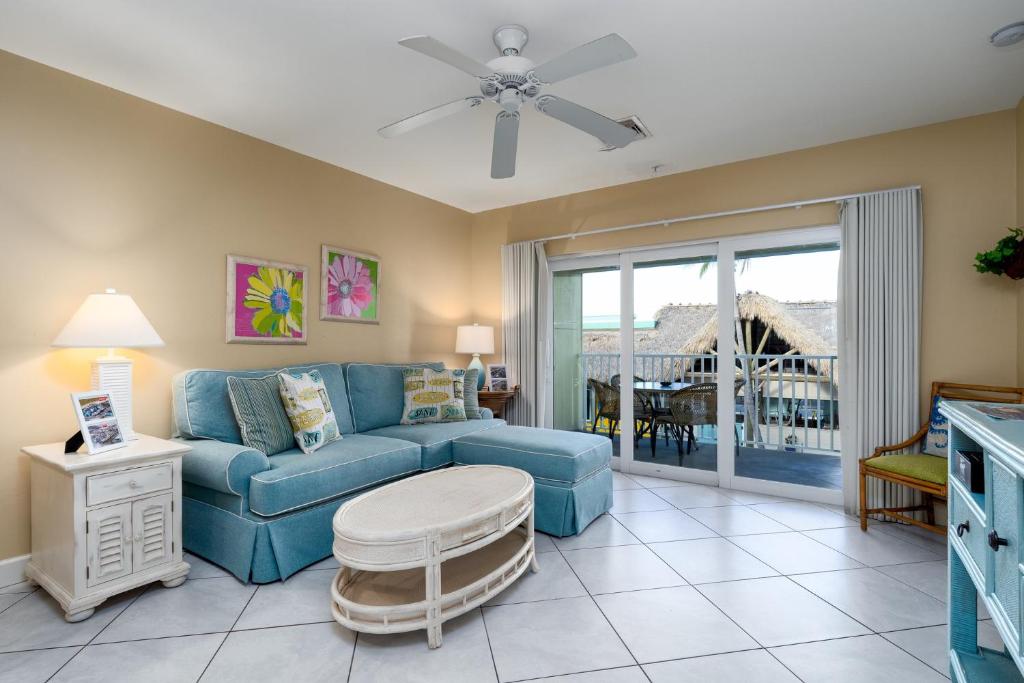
864, 453, 947, 486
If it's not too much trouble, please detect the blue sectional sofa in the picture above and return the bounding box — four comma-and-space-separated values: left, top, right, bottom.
171, 361, 612, 583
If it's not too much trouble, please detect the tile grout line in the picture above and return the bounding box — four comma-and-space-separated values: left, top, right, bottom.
628, 471, 950, 679
478, 606, 503, 683
551, 526, 654, 683
195, 581, 261, 682
44, 584, 153, 683
344, 631, 358, 683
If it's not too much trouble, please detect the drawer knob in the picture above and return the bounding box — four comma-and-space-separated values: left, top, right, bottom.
956, 520, 970, 537
128, 480, 140, 489
988, 530, 1009, 551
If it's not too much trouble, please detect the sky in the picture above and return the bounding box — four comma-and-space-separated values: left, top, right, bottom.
581, 250, 841, 320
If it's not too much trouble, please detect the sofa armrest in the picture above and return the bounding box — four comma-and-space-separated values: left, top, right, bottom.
175, 438, 270, 498
480, 407, 494, 420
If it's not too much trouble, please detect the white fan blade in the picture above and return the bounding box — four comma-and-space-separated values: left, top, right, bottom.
378, 97, 483, 138
491, 111, 520, 179
535, 95, 639, 148
532, 34, 636, 84
398, 35, 493, 78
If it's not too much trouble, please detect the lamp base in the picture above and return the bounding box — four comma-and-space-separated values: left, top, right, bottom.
468, 354, 486, 391
92, 355, 136, 440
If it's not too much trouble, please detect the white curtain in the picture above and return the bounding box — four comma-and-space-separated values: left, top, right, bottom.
839, 187, 923, 514
500, 241, 549, 426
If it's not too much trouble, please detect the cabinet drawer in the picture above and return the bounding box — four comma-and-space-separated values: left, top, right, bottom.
86, 464, 172, 507
989, 456, 1021, 643
950, 485, 986, 587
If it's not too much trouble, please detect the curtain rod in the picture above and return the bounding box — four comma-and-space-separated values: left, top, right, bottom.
537, 185, 921, 243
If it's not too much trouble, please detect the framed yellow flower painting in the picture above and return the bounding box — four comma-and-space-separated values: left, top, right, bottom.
226, 255, 308, 344
320, 245, 380, 324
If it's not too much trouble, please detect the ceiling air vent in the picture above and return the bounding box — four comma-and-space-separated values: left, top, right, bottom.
600, 115, 651, 151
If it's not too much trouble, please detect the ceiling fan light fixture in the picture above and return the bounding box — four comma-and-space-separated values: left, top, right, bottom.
990, 21, 1024, 47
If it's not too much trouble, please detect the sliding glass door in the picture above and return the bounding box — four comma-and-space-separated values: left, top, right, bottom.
626, 248, 719, 483
551, 257, 622, 466
728, 238, 841, 500
545, 226, 842, 504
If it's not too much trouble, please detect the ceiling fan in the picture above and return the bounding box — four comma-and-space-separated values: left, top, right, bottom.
378, 24, 642, 179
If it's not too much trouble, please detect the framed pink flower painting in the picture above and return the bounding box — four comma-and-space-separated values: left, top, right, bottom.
320, 245, 380, 324
226, 255, 307, 344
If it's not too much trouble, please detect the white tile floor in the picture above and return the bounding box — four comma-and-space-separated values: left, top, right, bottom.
0, 472, 979, 682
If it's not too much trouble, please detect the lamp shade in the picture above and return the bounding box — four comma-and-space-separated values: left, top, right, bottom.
455, 324, 494, 355
52, 289, 164, 348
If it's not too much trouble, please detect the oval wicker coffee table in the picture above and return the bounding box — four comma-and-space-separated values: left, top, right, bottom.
330, 465, 538, 648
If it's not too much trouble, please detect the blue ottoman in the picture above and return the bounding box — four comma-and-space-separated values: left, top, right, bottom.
452, 426, 613, 537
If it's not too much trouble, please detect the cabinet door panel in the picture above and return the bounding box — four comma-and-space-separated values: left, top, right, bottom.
86, 502, 132, 587
989, 456, 1020, 642
131, 493, 172, 572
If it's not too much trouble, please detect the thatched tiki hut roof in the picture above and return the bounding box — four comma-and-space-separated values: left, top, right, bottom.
679, 291, 837, 384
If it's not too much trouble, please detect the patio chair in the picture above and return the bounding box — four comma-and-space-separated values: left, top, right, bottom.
653, 380, 745, 459
587, 377, 654, 445
859, 381, 1024, 535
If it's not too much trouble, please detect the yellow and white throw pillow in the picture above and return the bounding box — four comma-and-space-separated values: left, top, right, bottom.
278, 369, 341, 453
401, 368, 467, 424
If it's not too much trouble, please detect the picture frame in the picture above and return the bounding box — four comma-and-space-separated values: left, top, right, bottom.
487, 364, 509, 391
320, 245, 381, 324
227, 254, 308, 344
71, 391, 125, 454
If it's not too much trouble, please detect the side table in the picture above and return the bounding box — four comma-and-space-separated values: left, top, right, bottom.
478, 385, 519, 419
23, 434, 191, 622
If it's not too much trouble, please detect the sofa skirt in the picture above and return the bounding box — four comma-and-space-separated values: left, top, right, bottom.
182, 494, 353, 583
533, 467, 613, 537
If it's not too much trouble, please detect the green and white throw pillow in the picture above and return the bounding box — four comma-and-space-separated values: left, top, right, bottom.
278, 369, 341, 453
401, 367, 467, 424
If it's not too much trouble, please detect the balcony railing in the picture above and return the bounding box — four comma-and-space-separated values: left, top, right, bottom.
578, 352, 840, 455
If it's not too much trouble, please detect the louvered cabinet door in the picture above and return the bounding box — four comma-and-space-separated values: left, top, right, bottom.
131, 493, 172, 572
85, 502, 132, 587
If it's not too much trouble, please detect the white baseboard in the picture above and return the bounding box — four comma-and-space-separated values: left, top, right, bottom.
0, 554, 30, 588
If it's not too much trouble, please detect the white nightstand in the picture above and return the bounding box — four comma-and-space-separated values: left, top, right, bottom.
23, 434, 191, 622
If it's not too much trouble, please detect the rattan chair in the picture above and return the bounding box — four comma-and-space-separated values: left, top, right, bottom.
651, 383, 717, 458
860, 381, 1024, 535
587, 377, 654, 445
652, 380, 744, 459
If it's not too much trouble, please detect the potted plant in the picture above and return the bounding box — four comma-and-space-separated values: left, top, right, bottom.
975, 227, 1024, 279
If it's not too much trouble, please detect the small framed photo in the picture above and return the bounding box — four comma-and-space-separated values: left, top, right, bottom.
487, 364, 508, 391
72, 391, 126, 454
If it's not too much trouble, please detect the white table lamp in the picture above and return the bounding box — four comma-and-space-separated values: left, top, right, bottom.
455, 324, 494, 390
52, 289, 164, 440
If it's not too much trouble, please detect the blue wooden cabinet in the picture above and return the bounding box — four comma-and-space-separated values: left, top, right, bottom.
942, 401, 1024, 682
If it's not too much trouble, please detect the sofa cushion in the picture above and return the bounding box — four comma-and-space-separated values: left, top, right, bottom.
344, 362, 444, 432
453, 426, 612, 487
248, 434, 421, 517
363, 418, 506, 470
863, 453, 948, 486
173, 363, 354, 443
227, 373, 295, 456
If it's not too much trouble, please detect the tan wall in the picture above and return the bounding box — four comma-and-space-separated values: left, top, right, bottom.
0, 51, 474, 561
471, 110, 1020, 414
1018, 97, 1024, 384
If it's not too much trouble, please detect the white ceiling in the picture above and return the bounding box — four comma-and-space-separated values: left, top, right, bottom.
2, 1, 1023, 212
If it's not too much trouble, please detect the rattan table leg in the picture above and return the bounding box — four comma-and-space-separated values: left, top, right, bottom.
426, 531, 443, 648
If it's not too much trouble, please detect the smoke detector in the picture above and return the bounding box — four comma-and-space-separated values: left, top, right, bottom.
990, 21, 1024, 47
